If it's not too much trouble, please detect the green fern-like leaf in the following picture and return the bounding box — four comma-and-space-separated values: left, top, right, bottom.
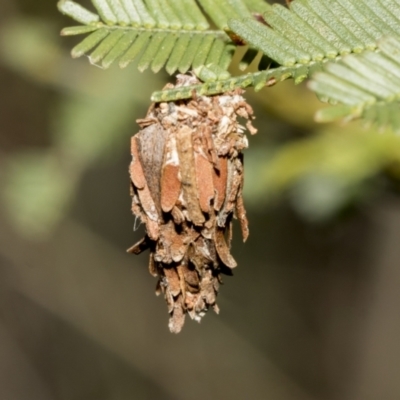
59, 0, 400, 105
229, 0, 400, 65
57, 0, 256, 73
309, 36, 400, 133
153, 0, 400, 101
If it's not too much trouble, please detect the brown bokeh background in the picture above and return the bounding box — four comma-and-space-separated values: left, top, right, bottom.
1, 1, 400, 399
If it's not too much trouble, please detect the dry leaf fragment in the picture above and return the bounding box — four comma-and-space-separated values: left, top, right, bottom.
161, 133, 181, 212
171, 206, 185, 225
136, 183, 159, 224
128, 75, 257, 333
126, 237, 149, 255
214, 228, 237, 269
129, 137, 146, 189
148, 253, 157, 277
169, 296, 186, 334
194, 152, 214, 214
236, 186, 249, 242
137, 123, 168, 212
164, 267, 181, 297
176, 125, 205, 226
218, 157, 243, 227
212, 156, 228, 211
160, 164, 181, 213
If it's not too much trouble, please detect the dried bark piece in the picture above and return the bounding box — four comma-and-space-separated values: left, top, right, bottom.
236, 183, 249, 242
128, 75, 256, 333
130, 193, 145, 224
188, 240, 210, 272
185, 293, 198, 319
203, 125, 219, 167
194, 152, 214, 214
164, 267, 181, 297
181, 263, 200, 289
170, 233, 186, 262
155, 220, 177, 264
171, 206, 184, 225
218, 158, 243, 227
212, 156, 228, 211
130, 137, 146, 189
160, 164, 181, 213
176, 125, 205, 226
148, 253, 157, 277
137, 122, 168, 212
145, 217, 160, 241
162, 279, 175, 313
126, 237, 149, 255
136, 182, 159, 223
227, 218, 234, 248
161, 134, 181, 212
201, 213, 215, 240
169, 295, 185, 334
214, 228, 237, 269
246, 120, 258, 135
131, 131, 162, 237
200, 271, 217, 305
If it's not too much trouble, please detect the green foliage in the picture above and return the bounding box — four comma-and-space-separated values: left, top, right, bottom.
151, 0, 400, 102
310, 36, 400, 133
57, 0, 242, 73
58, 0, 400, 130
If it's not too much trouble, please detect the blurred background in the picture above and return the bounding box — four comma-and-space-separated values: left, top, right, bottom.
1, 1, 400, 399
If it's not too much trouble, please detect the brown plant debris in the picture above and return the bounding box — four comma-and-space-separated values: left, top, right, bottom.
128, 75, 257, 333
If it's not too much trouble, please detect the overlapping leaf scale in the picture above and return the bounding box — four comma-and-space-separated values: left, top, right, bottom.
58, 0, 240, 72
309, 37, 400, 133
155, 0, 400, 101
